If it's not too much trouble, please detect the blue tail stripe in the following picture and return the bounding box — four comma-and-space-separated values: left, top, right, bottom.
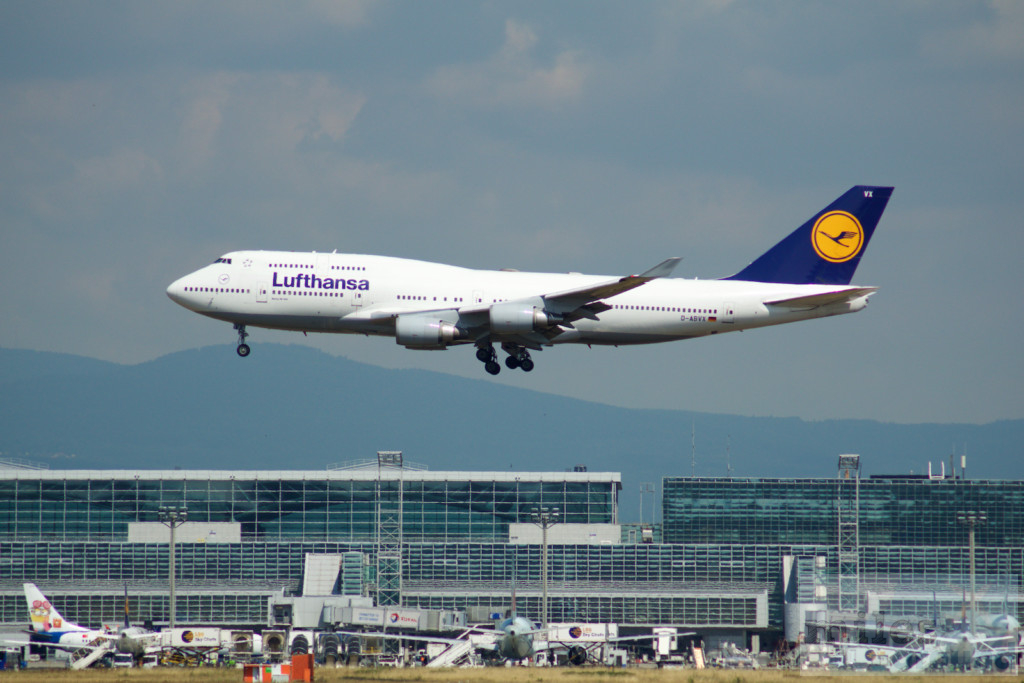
724, 185, 893, 285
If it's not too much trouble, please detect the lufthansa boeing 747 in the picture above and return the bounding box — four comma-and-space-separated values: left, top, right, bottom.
167, 186, 892, 374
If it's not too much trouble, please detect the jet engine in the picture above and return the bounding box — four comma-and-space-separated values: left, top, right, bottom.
395, 315, 465, 349
263, 630, 287, 661
489, 303, 562, 334
566, 645, 588, 666
289, 632, 310, 656
230, 631, 254, 655
319, 633, 340, 666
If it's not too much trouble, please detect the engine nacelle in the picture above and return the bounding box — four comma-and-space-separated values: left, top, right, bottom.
395, 315, 464, 349
567, 645, 588, 666
490, 302, 561, 334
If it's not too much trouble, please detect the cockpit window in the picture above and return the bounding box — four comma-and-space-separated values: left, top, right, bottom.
213, 257, 233, 264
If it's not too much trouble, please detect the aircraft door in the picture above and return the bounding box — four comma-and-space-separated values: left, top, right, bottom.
257, 282, 268, 303
721, 302, 735, 323
351, 291, 372, 309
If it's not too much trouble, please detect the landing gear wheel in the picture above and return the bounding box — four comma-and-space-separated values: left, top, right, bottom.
233, 324, 250, 358
501, 343, 536, 372
476, 348, 492, 363
484, 361, 501, 375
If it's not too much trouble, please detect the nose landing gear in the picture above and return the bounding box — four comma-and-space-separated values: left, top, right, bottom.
234, 324, 251, 357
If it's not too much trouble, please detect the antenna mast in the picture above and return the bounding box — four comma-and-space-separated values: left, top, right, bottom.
691, 421, 696, 478
726, 434, 732, 477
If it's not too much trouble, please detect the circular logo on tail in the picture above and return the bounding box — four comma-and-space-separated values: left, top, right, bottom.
811, 211, 864, 263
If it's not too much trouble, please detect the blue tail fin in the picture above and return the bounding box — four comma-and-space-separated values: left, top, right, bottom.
724, 186, 893, 285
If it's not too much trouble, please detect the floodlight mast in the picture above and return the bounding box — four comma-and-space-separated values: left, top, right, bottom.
956, 510, 987, 632
836, 454, 860, 612
157, 505, 188, 629
530, 507, 560, 634
375, 451, 404, 608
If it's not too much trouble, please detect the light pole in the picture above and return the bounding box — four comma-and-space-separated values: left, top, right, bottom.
158, 506, 188, 629
956, 510, 987, 632
530, 507, 560, 634
640, 483, 654, 526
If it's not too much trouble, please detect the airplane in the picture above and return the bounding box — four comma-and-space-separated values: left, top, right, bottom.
341, 587, 688, 666
337, 586, 545, 665
22, 583, 161, 668
490, 604, 677, 665
821, 607, 1023, 673
339, 619, 679, 667
833, 628, 1023, 673
167, 185, 892, 374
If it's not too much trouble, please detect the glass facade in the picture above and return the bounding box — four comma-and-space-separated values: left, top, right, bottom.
0, 540, 765, 628
662, 476, 1024, 623
662, 477, 1024, 547
0, 469, 618, 543
3, 468, 1021, 634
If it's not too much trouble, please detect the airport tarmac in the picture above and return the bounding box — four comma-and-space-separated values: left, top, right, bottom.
5, 667, 1014, 683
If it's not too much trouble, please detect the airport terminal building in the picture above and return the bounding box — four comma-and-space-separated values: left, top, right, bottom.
1, 456, 1021, 649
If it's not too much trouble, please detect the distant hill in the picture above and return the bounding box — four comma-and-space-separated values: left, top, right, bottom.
1, 345, 1020, 522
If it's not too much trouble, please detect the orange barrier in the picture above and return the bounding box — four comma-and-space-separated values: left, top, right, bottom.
242, 655, 313, 682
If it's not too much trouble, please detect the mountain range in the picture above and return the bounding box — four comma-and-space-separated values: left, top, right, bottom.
1, 345, 1020, 522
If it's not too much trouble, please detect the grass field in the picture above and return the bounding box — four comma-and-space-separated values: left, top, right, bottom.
6, 668, 1016, 683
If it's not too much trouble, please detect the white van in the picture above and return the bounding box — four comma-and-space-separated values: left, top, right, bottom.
112, 653, 135, 668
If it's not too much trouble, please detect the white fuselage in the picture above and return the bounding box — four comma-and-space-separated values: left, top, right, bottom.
167, 250, 873, 347
497, 615, 538, 661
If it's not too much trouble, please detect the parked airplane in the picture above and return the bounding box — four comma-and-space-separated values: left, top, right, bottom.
342, 588, 687, 666
337, 593, 545, 665
822, 607, 1023, 673
167, 186, 892, 374
23, 583, 160, 667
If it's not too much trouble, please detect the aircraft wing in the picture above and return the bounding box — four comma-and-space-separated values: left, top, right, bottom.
340, 258, 681, 346
765, 287, 877, 309
341, 307, 443, 322
0, 638, 29, 647
31, 638, 113, 651
543, 257, 682, 314
456, 258, 681, 318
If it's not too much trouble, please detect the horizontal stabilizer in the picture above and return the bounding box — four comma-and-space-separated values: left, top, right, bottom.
765, 287, 877, 309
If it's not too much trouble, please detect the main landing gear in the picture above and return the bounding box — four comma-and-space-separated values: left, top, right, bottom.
234, 324, 251, 357
475, 343, 535, 375
502, 342, 534, 372
476, 345, 501, 375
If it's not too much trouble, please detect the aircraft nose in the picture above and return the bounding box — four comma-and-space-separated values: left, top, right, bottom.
166, 276, 190, 307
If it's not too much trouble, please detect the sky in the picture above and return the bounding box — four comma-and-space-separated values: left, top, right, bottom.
1, 1, 1022, 425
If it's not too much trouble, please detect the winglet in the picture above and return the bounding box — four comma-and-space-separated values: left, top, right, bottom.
637, 257, 681, 279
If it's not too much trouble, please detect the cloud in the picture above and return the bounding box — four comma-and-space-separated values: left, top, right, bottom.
426, 19, 589, 110
71, 147, 163, 207
920, 0, 1024, 63
175, 71, 366, 174
308, 0, 374, 28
